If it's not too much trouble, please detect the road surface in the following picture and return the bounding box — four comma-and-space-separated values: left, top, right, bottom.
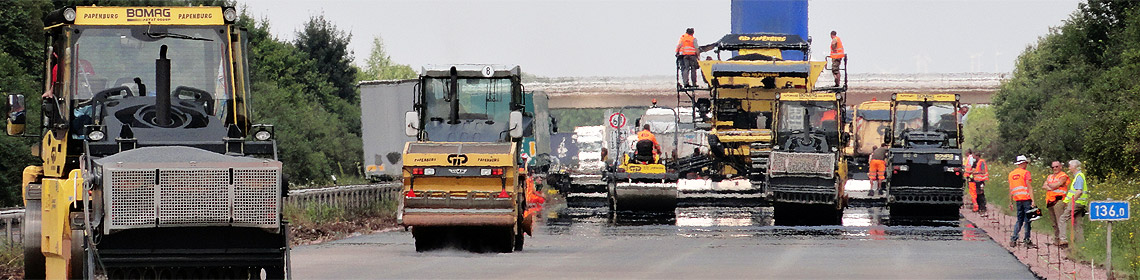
292, 203, 1035, 279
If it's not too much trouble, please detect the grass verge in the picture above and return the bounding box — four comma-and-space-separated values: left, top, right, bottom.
983, 162, 1139, 278
284, 198, 399, 245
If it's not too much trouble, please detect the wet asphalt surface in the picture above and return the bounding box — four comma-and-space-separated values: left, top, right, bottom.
292, 197, 1036, 279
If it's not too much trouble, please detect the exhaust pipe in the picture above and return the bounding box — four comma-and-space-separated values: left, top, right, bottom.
448, 66, 459, 124
155, 45, 172, 127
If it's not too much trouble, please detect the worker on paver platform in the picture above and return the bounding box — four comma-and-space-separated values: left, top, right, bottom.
829, 30, 846, 87
1058, 159, 1089, 247
1042, 161, 1070, 245
676, 28, 701, 88
1008, 155, 1036, 248
868, 143, 888, 196
967, 151, 989, 213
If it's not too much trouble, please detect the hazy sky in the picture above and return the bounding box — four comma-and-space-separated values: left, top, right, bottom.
242, 0, 1083, 77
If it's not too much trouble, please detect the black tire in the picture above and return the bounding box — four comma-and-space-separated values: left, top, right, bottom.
24, 187, 45, 280
69, 229, 85, 279
499, 226, 516, 253
412, 227, 435, 252
263, 266, 286, 280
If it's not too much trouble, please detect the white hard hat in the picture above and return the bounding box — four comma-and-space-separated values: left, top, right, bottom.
1014, 155, 1028, 165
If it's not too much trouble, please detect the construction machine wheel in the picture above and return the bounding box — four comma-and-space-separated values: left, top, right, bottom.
412, 227, 439, 252
23, 184, 44, 280
69, 229, 85, 279
498, 225, 516, 253
514, 207, 525, 252
263, 265, 287, 280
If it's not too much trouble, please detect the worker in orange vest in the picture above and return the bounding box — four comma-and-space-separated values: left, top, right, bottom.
637, 124, 663, 156
1042, 160, 1070, 245
966, 151, 989, 212
1008, 155, 1036, 247
676, 28, 701, 88
829, 30, 846, 87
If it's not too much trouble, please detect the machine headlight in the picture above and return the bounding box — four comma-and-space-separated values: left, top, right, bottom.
898, 165, 909, 171
424, 168, 436, 176
223, 7, 238, 22
252, 124, 274, 141
254, 130, 272, 141
63, 8, 76, 22
481, 168, 492, 176
87, 130, 105, 141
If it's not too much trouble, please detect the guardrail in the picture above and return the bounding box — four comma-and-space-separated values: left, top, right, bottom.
0, 183, 403, 246
0, 208, 23, 246
285, 183, 403, 209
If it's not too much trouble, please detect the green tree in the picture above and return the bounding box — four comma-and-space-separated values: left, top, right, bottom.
294, 14, 358, 102
237, 12, 362, 185
358, 37, 416, 81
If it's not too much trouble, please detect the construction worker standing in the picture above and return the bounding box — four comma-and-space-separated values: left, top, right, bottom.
1042, 161, 1070, 245
1058, 159, 1089, 247
829, 30, 846, 87
867, 143, 888, 196
676, 28, 700, 88
967, 152, 989, 213
1008, 155, 1035, 247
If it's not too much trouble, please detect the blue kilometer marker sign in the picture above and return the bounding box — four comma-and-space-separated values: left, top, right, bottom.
1089, 201, 1130, 221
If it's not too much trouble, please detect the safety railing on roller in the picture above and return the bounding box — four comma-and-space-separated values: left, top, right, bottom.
284, 183, 403, 210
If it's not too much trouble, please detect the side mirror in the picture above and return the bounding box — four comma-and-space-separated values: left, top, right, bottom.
509, 111, 523, 138
404, 111, 419, 137
6, 94, 26, 136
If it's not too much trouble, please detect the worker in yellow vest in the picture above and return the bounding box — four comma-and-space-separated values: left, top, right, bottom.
1008, 155, 1035, 248
1058, 159, 1089, 246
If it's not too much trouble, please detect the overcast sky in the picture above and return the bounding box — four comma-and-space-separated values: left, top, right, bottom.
242, 0, 1083, 77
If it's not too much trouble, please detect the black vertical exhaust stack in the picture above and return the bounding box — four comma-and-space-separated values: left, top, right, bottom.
155, 45, 172, 127
447, 66, 459, 124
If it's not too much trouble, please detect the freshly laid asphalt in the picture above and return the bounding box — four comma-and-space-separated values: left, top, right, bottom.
292, 204, 1036, 279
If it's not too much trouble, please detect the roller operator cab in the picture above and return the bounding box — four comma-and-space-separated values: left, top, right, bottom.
768, 91, 848, 219
4, 6, 288, 279
400, 65, 531, 253
886, 93, 965, 212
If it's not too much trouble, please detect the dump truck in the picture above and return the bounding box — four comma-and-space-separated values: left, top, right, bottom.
399, 64, 532, 252
5, 6, 288, 278
886, 93, 965, 213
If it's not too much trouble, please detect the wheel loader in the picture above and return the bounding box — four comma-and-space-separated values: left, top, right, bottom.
399, 65, 532, 253
5, 6, 288, 278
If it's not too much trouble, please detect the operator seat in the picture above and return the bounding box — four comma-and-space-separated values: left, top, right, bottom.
633, 139, 656, 164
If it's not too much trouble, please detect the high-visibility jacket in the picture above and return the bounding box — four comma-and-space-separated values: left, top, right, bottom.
971, 158, 989, 182
830, 36, 846, 59
1063, 172, 1089, 206
637, 129, 658, 146
1008, 167, 1031, 201
677, 34, 697, 55
1045, 172, 1070, 199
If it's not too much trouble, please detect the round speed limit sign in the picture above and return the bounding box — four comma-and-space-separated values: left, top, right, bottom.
609, 113, 626, 129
